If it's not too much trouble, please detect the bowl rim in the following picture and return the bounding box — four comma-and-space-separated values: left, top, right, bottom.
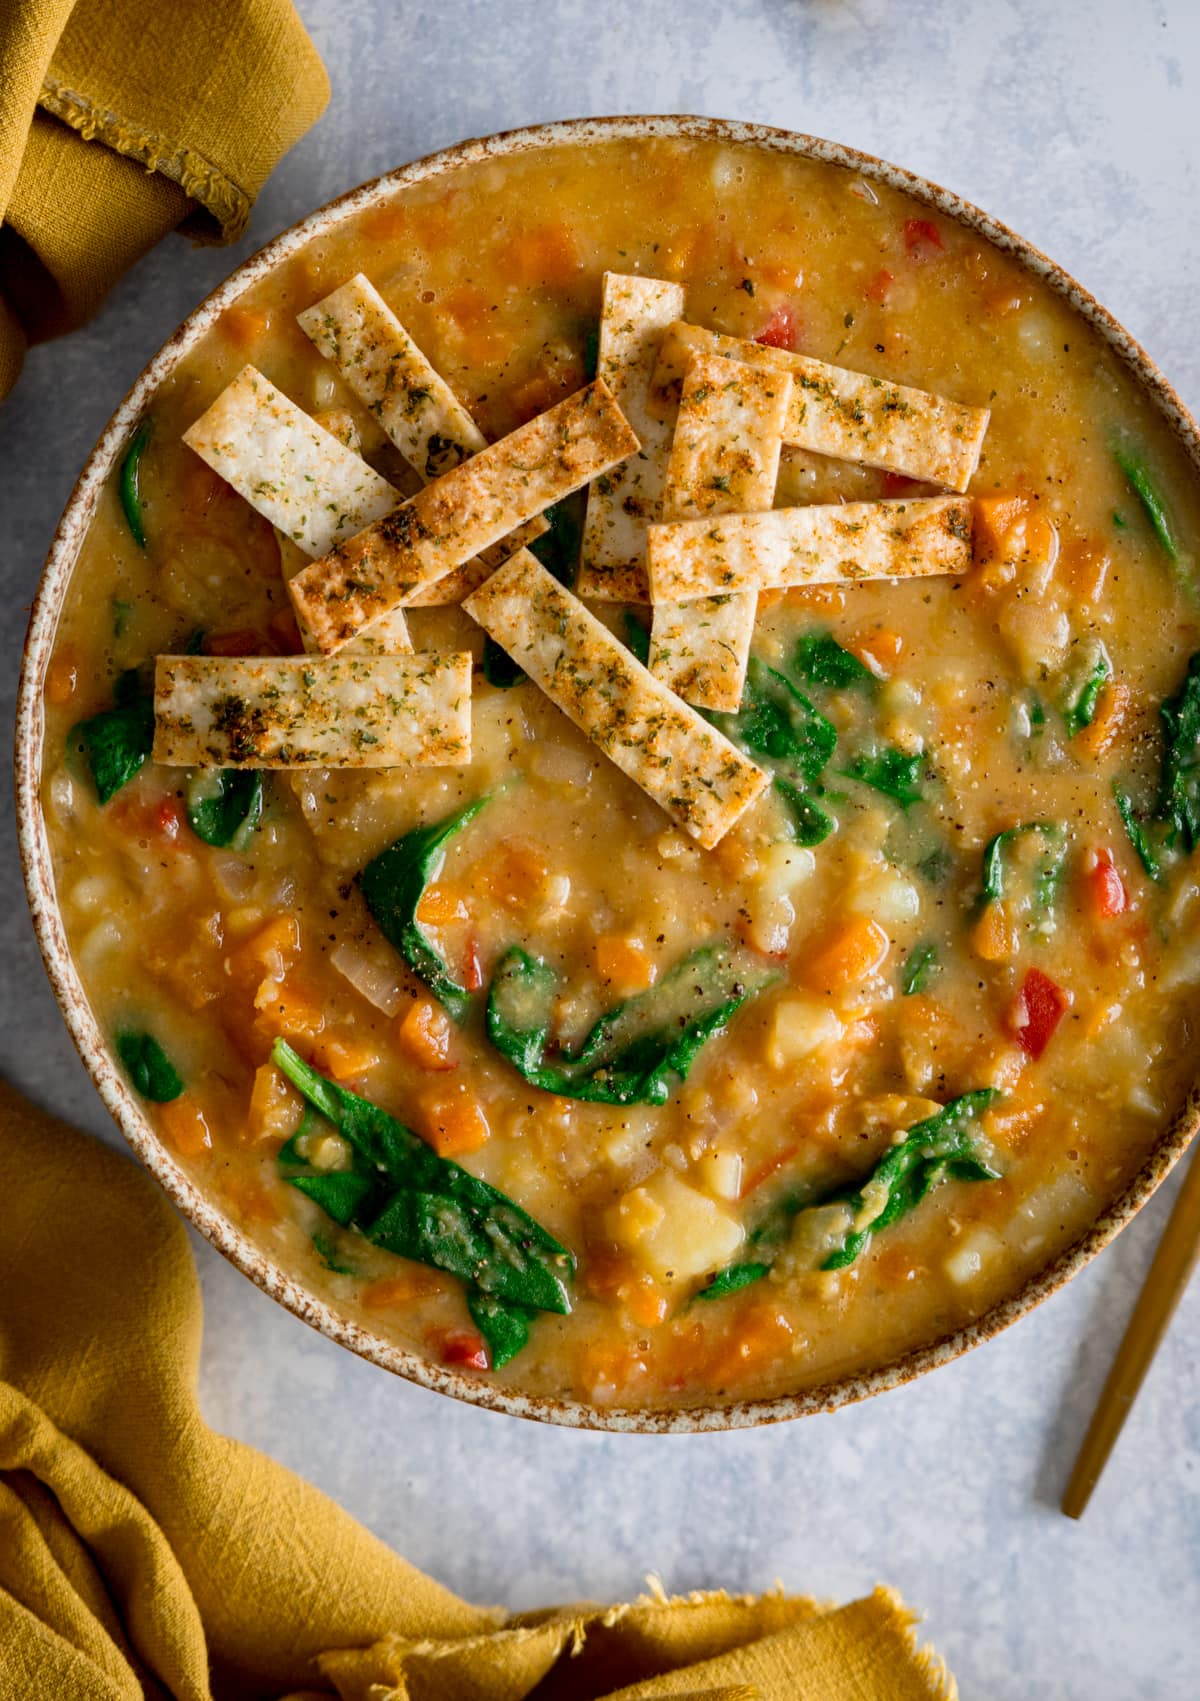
15, 112, 1200, 1432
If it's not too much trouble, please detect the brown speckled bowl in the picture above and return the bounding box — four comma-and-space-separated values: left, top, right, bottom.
15, 116, 1200, 1430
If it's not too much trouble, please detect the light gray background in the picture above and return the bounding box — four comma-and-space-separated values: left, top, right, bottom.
3, 2, 1198, 1694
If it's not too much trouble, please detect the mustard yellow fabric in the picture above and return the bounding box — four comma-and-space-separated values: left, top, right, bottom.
0, 0, 330, 399
0, 1077, 959, 1700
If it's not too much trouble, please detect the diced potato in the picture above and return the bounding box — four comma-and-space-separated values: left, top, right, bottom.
780, 1202, 855, 1274
766, 998, 845, 1069
607, 1169, 744, 1284
944, 1225, 1004, 1286
698, 1147, 744, 1201
848, 868, 920, 927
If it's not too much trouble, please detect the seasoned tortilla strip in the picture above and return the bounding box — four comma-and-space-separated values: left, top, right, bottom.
400, 516, 548, 607
182, 365, 398, 558
290, 379, 639, 654
650, 353, 791, 711
649, 322, 989, 493
298, 273, 487, 475
153, 653, 471, 769
464, 553, 768, 849
647, 497, 974, 602
299, 277, 548, 605
577, 273, 686, 601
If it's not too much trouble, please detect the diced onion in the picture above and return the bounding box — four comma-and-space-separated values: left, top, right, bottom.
330, 939, 404, 1016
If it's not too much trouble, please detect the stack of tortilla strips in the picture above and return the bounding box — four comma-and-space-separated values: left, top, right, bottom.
157, 268, 988, 850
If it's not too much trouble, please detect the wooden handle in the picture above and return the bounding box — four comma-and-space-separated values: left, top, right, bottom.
1062, 1137, 1200, 1518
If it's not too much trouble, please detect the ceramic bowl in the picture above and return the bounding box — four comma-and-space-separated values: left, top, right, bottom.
16, 116, 1200, 1430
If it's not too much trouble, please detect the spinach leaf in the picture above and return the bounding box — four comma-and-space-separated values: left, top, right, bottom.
1157, 649, 1200, 851
979, 821, 1068, 931
1113, 651, 1200, 879
358, 795, 490, 1022
186, 769, 264, 849
694, 1261, 772, 1302
119, 417, 153, 550
111, 597, 134, 639
700, 1090, 1000, 1297
841, 746, 926, 808
1114, 786, 1166, 883
900, 940, 940, 996
710, 656, 836, 787
530, 496, 583, 587
289, 1171, 377, 1227
486, 941, 775, 1106
74, 670, 154, 805
482, 638, 525, 689
467, 1291, 536, 1369
312, 1230, 356, 1275
773, 777, 834, 847
624, 610, 651, 667
582, 321, 601, 382
793, 630, 874, 690
822, 1091, 1001, 1270
272, 1039, 574, 1316
116, 1030, 183, 1102
1111, 438, 1179, 565
1061, 638, 1111, 737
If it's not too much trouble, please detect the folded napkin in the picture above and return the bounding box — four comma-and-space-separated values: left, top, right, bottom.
0, 0, 329, 400
0, 1078, 957, 1700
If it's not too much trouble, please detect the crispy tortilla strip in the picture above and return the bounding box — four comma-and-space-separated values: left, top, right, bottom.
577, 273, 687, 601
648, 496, 973, 602
298, 273, 488, 474
298, 276, 547, 607
290, 379, 639, 654
153, 653, 471, 769
650, 353, 791, 711
464, 553, 768, 848
650, 322, 989, 493
182, 365, 398, 558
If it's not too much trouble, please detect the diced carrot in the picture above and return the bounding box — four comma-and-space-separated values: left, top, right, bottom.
1074, 680, 1129, 759
179, 455, 230, 520
783, 584, 846, 615
417, 883, 469, 927
875, 1244, 920, 1286
45, 649, 80, 705
252, 977, 326, 1044
507, 369, 583, 423
441, 283, 504, 365
880, 471, 922, 498
159, 1094, 213, 1159
708, 1304, 795, 1387
245, 1063, 303, 1144
971, 900, 1017, 962
577, 1341, 648, 1400
462, 934, 484, 994
903, 218, 944, 262
361, 1267, 450, 1307
395, 997, 458, 1071
849, 628, 903, 677
109, 792, 187, 846
231, 915, 301, 987
973, 494, 1030, 562
313, 1030, 381, 1082
203, 627, 272, 657
416, 1083, 489, 1156
804, 916, 890, 992
865, 267, 894, 305
756, 587, 786, 610
219, 305, 270, 348
1058, 538, 1110, 604
754, 301, 801, 351
359, 203, 409, 244
593, 935, 655, 993
504, 224, 582, 289
740, 1141, 801, 1199
475, 841, 549, 908
224, 1177, 280, 1225
986, 285, 1024, 319
625, 1275, 669, 1330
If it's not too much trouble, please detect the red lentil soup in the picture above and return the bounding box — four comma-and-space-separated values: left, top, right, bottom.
38, 132, 1200, 1412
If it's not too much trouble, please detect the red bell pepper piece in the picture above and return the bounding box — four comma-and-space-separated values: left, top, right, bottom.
904, 218, 944, 262
1086, 850, 1129, 918
440, 1330, 489, 1371
754, 302, 801, 351
1005, 967, 1068, 1059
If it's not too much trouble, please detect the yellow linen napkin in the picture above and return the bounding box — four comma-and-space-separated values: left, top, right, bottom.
0, 1078, 958, 1700
0, 0, 329, 400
